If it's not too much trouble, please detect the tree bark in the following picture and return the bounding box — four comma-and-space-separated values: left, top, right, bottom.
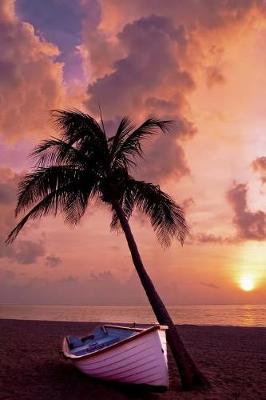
112, 201, 209, 390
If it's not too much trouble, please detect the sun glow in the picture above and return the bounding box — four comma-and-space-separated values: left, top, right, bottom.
234, 243, 266, 293
239, 275, 255, 292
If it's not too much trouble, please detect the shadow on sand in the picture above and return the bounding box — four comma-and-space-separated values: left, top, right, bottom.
46, 361, 163, 400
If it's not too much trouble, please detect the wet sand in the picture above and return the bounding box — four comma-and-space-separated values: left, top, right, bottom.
0, 319, 265, 399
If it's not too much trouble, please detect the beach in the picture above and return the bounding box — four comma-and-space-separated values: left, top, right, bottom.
0, 319, 265, 400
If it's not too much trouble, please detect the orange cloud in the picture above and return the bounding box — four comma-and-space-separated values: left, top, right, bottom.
0, 0, 65, 141
97, 0, 265, 33
81, 0, 266, 186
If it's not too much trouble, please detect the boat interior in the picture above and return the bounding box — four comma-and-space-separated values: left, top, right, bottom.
66, 325, 138, 356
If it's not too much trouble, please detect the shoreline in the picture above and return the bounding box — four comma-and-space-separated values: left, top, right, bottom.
1, 317, 265, 329
1, 319, 266, 399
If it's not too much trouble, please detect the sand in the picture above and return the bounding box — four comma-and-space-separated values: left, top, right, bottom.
0, 319, 265, 400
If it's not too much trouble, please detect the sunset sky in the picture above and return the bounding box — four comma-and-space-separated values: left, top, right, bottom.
1, 0, 266, 305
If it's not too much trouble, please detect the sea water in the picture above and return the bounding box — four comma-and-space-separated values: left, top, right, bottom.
0, 304, 265, 327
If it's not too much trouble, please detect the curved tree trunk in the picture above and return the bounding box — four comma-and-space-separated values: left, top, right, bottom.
112, 202, 208, 390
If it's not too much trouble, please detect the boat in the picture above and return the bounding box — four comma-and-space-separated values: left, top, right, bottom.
62, 324, 169, 389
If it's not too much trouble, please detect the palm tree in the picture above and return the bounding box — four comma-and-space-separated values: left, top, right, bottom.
6, 109, 207, 390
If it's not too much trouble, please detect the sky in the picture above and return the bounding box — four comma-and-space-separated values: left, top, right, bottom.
1, 0, 266, 305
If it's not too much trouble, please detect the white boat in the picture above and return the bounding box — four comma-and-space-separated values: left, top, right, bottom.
62, 324, 169, 389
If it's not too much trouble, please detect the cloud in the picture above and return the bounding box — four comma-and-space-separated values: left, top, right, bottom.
181, 197, 194, 212
45, 255, 61, 268
85, 15, 195, 182
200, 281, 219, 290
206, 66, 226, 88
0, 268, 207, 305
0, 179, 17, 204
81, 1, 266, 184
86, 15, 193, 117
80, 0, 122, 82
95, 0, 265, 33
0, 269, 147, 305
83, 0, 266, 113
16, 0, 87, 82
3, 265, 248, 306
1, 239, 45, 264
189, 233, 239, 245
136, 136, 190, 183
227, 182, 266, 241
0, 167, 20, 232
181, 179, 266, 246
251, 156, 266, 183
0, 0, 65, 141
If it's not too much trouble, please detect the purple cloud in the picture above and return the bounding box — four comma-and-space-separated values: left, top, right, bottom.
227, 182, 266, 241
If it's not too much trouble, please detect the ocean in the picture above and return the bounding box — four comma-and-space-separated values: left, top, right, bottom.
0, 304, 265, 327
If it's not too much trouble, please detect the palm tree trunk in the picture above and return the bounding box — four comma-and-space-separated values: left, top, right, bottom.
112, 201, 208, 390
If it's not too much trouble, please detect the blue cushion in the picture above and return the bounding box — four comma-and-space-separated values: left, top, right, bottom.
68, 336, 83, 349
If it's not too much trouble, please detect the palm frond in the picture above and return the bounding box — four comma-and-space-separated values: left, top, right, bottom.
51, 109, 109, 167
52, 109, 103, 142
110, 180, 135, 230
109, 117, 134, 159
112, 118, 173, 170
31, 138, 91, 168
15, 166, 92, 217
7, 172, 98, 243
6, 185, 70, 244
62, 177, 99, 225
98, 105, 106, 136
114, 179, 188, 247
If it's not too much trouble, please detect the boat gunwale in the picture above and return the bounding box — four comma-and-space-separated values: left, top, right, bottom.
62, 324, 167, 360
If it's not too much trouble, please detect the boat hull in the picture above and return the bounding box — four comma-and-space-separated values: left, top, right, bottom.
63, 325, 168, 388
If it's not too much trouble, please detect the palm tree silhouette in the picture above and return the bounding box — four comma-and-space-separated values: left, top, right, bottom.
6, 109, 207, 389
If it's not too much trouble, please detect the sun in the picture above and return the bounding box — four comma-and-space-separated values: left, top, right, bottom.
239, 275, 255, 292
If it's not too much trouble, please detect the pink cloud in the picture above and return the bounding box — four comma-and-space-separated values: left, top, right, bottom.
251, 156, 266, 183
